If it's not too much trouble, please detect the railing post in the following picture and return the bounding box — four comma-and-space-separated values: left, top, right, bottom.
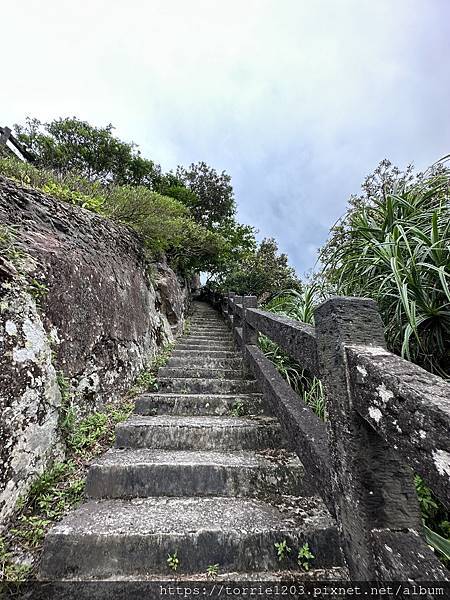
232, 295, 243, 330
226, 292, 235, 328
242, 296, 258, 345
315, 297, 423, 580
0, 126, 12, 146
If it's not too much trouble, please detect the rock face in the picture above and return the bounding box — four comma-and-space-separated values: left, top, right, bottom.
0, 175, 189, 528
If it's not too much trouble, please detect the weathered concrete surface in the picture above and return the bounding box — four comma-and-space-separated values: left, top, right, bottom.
244, 344, 333, 514
158, 366, 242, 379
158, 376, 257, 394
86, 448, 305, 498
347, 344, 450, 508
315, 297, 425, 580
115, 415, 283, 450
0, 175, 189, 528
371, 529, 449, 581
171, 347, 238, 357
134, 393, 265, 416
167, 355, 242, 368
39, 496, 343, 578
245, 308, 318, 376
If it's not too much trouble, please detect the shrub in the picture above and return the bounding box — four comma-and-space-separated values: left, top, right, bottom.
320, 158, 450, 378
0, 158, 225, 274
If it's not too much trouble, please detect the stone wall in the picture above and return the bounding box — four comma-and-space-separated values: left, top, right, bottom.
0, 175, 189, 528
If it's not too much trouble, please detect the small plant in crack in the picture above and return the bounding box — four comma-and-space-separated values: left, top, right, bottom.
230, 400, 247, 417
206, 563, 220, 579
167, 550, 180, 571
28, 278, 48, 302
274, 539, 291, 561
297, 542, 314, 570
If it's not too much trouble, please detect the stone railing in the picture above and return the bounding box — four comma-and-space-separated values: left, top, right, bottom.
206, 290, 450, 582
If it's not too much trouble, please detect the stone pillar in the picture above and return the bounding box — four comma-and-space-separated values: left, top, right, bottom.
226, 292, 235, 328
233, 295, 243, 330
242, 296, 258, 345
315, 297, 422, 580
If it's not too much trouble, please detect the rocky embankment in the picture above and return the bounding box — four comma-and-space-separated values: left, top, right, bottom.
0, 175, 190, 528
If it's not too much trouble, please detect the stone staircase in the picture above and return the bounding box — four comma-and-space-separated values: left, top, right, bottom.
39, 301, 345, 580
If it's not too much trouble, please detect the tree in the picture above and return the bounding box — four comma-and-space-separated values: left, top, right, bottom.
14, 117, 161, 187
218, 237, 300, 300
175, 161, 235, 228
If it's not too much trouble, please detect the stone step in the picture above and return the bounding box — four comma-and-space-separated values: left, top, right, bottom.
189, 323, 230, 333
157, 377, 256, 394
134, 393, 266, 416
39, 496, 343, 578
115, 415, 282, 450
158, 366, 242, 380
74, 566, 348, 582
187, 333, 230, 339
178, 337, 234, 346
86, 449, 305, 499
171, 348, 239, 359
175, 343, 235, 352
167, 356, 242, 369
190, 318, 222, 323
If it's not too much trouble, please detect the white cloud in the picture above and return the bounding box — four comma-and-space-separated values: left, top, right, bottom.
2, 0, 449, 273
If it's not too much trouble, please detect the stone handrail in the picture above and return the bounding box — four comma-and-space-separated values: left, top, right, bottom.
206, 289, 450, 582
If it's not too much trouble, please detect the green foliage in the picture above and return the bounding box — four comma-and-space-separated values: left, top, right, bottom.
259, 290, 327, 421
183, 318, 191, 336
11, 516, 51, 549
424, 525, 450, 562
320, 158, 450, 378
129, 343, 175, 397
0, 157, 225, 274
218, 238, 300, 300
264, 285, 324, 325
176, 161, 235, 228
259, 335, 303, 392
3, 393, 135, 579
41, 180, 104, 212
206, 563, 220, 579
0, 537, 31, 581
102, 184, 226, 272
27, 278, 48, 302
167, 551, 179, 572
230, 400, 247, 417
14, 117, 161, 186
67, 402, 134, 456
133, 370, 158, 394
301, 377, 325, 421
0, 224, 25, 278
274, 539, 291, 561
297, 542, 315, 571
415, 475, 450, 565
4, 116, 297, 284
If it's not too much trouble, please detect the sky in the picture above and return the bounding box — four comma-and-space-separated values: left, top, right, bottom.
2, 0, 449, 275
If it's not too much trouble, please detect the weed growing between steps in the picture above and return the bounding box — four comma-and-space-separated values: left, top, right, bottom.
274, 540, 315, 571
183, 317, 191, 335
0, 343, 176, 582
167, 551, 180, 572
206, 563, 220, 579
229, 399, 248, 417
128, 342, 174, 395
